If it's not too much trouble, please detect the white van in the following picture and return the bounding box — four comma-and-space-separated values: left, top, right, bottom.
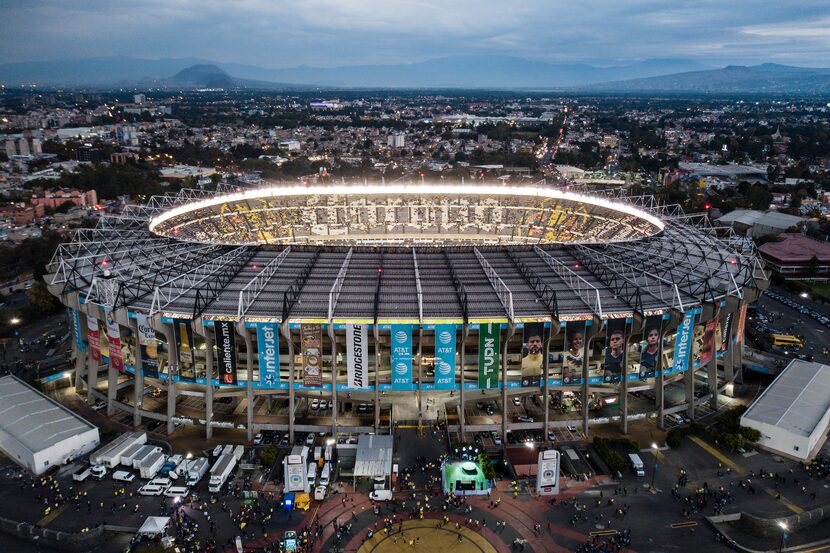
149, 477, 172, 490
73, 466, 92, 482
307, 463, 317, 484
112, 470, 135, 482
314, 485, 327, 501
314, 446, 322, 461
369, 489, 392, 501
138, 484, 165, 496
319, 463, 331, 486
372, 476, 386, 490
164, 486, 190, 498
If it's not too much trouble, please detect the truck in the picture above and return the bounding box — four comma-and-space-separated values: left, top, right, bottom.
132, 446, 162, 469
222, 445, 233, 456
208, 454, 236, 493
73, 466, 92, 482
119, 443, 145, 467
628, 453, 645, 477
185, 458, 210, 486
232, 444, 244, 461
89, 431, 147, 468
139, 450, 166, 479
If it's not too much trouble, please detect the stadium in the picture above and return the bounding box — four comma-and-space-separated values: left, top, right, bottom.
46, 183, 768, 442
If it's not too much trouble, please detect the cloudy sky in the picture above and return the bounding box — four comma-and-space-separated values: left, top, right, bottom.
1, 0, 829, 67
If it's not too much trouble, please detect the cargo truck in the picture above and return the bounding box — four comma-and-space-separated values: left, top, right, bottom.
208, 454, 236, 493
139, 450, 166, 479
132, 446, 162, 469
185, 458, 209, 486
90, 431, 147, 468
628, 453, 645, 477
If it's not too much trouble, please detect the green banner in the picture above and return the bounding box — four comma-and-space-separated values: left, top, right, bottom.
478, 323, 500, 389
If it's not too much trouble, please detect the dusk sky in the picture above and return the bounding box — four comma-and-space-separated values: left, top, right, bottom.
2, 0, 829, 68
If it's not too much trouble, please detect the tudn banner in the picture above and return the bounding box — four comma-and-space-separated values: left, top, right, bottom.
172, 318, 196, 381
434, 324, 456, 390
256, 322, 280, 387
346, 324, 369, 388
390, 324, 412, 389
668, 308, 697, 375
301, 323, 322, 387
214, 321, 237, 385
88, 315, 101, 362
136, 314, 159, 378
104, 308, 124, 373
478, 323, 500, 389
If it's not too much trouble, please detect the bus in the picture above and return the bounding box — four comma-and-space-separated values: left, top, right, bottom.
768, 334, 804, 349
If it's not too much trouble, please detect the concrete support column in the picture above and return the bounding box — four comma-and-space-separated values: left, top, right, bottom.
373, 325, 380, 433
106, 324, 118, 417
244, 329, 254, 442
74, 336, 87, 394
685, 366, 696, 422
132, 318, 144, 427
204, 329, 214, 439
459, 324, 468, 440
501, 323, 516, 444
165, 324, 178, 435
656, 365, 665, 430
417, 327, 423, 429
621, 324, 631, 435
87, 316, 99, 403
707, 353, 719, 411
543, 320, 560, 439
281, 323, 295, 443
327, 325, 338, 437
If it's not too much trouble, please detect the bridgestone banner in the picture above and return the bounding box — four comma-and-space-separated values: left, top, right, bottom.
638, 315, 663, 381
478, 323, 500, 389
346, 324, 369, 388
214, 321, 237, 386
88, 315, 101, 363
390, 324, 412, 389
256, 322, 280, 387
136, 313, 159, 378
301, 323, 322, 388
434, 324, 456, 390
668, 308, 697, 375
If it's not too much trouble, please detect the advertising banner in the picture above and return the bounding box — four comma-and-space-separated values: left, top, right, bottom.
719, 311, 734, 354
698, 306, 720, 367
256, 322, 280, 387
88, 314, 101, 363
520, 322, 545, 387
478, 323, 500, 389
563, 320, 585, 385
301, 323, 323, 388
104, 308, 124, 373
434, 324, 456, 389
214, 320, 238, 386
536, 449, 561, 496
172, 318, 196, 381
638, 315, 663, 380
346, 324, 369, 388
390, 324, 413, 389
603, 319, 626, 383
136, 314, 159, 378
285, 463, 305, 493
735, 303, 748, 347
668, 308, 697, 375
71, 309, 87, 351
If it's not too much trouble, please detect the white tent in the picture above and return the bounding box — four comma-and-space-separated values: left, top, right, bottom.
137, 516, 170, 537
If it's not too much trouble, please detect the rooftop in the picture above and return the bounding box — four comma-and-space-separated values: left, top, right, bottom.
354, 434, 393, 478
758, 233, 830, 263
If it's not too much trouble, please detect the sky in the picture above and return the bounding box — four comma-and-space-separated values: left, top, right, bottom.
1, 0, 829, 68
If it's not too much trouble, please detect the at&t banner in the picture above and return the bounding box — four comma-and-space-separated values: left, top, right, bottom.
478, 323, 500, 389
214, 320, 237, 385
256, 322, 280, 387
346, 324, 369, 389
390, 324, 412, 389
434, 324, 456, 389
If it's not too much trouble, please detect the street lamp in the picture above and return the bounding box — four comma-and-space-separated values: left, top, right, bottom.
10, 317, 20, 325
650, 442, 659, 490
778, 521, 788, 553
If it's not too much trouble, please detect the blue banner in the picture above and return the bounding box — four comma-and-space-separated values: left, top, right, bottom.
668, 308, 698, 375
71, 309, 87, 351
256, 322, 280, 388
391, 324, 413, 390
434, 324, 456, 389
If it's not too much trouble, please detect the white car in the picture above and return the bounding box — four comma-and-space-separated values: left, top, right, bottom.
491, 432, 502, 445
305, 434, 315, 446
566, 425, 578, 433
369, 489, 393, 501
310, 399, 320, 410
319, 400, 329, 410
254, 433, 263, 445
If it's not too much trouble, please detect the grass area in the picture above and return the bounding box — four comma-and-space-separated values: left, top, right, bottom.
809, 283, 830, 301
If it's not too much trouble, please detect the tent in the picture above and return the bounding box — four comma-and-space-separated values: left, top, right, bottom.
137, 516, 171, 537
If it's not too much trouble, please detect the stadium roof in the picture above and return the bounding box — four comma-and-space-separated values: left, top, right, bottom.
0, 375, 97, 454
353, 434, 393, 478
742, 359, 830, 438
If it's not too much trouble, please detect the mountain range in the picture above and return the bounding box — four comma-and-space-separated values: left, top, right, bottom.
2, 55, 830, 94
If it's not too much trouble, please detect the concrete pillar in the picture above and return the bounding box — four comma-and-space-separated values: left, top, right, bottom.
373, 325, 380, 433
543, 320, 560, 439
459, 324, 468, 439
106, 321, 118, 417
244, 329, 254, 442
582, 321, 601, 438
656, 363, 665, 430
327, 324, 338, 437
281, 323, 295, 443
166, 324, 178, 435
501, 323, 516, 444
132, 318, 144, 427
417, 326, 423, 429
74, 334, 87, 394
685, 364, 696, 422
87, 315, 98, 403
204, 328, 214, 439
707, 350, 719, 412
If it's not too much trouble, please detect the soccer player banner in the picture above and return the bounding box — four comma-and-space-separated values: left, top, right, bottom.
172, 318, 196, 381
301, 323, 322, 387
346, 324, 369, 388
136, 313, 159, 378
668, 308, 697, 375
638, 315, 662, 380
562, 320, 585, 386
88, 314, 101, 363
104, 308, 124, 373
520, 322, 545, 387
390, 324, 413, 389
214, 320, 238, 386
256, 322, 280, 387
603, 318, 626, 384
434, 324, 456, 389
478, 323, 500, 389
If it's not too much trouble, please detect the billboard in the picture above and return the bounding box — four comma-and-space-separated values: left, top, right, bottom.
719, 311, 734, 354
284, 462, 305, 493
214, 320, 237, 386
536, 449, 560, 496
603, 318, 626, 383
698, 306, 720, 367
256, 322, 280, 387
301, 323, 322, 388
638, 315, 663, 380
390, 324, 413, 389
88, 314, 101, 363
346, 324, 369, 389
520, 322, 545, 387
478, 323, 500, 389
562, 320, 585, 386
71, 309, 87, 351
668, 308, 697, 375
735, 303, 748, 347
172, 318, 196, 381
434, 324, 456, 390
136, 314, 159, 378
104, 308, 124, 373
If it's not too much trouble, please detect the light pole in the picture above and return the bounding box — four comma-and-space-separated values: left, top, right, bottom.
650, 442, 659, 490
778, 521, 788, 553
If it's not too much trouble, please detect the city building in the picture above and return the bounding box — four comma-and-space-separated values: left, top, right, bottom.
31, 188, 98, 209
758, 233, 830, 281
715, 210, 807, 238
387, 133, 405, 148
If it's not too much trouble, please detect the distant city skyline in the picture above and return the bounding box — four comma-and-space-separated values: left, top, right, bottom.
1, 1, 829, 68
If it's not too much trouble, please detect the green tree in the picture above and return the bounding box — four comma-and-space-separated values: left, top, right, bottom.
260, 445, 277, 467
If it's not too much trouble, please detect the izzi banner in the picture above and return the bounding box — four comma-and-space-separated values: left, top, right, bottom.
390, 324, 412, 389
668, 308, 697, 375
104, 308, 124, 373
346, 324, 369, 388
214, 320, 237, 385
434, 324, 456, 390
136, 314, 159, 378
88, 315, 101, 363
478, 323, 500, 389
256, 322, 280, 387
301, 323, 322, 387
172, 318, 196, 382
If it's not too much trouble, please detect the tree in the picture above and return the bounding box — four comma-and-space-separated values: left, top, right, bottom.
260, 445, 277, 468
24, 282, 59, 318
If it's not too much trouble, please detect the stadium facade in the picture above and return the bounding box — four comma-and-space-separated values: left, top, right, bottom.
47, 184, 768, 441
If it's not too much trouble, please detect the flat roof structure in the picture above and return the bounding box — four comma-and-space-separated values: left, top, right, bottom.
759, 233, 830, 264
353, 434, 393, 478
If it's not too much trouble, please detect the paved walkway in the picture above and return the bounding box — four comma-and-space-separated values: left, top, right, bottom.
353, 519, 503, 553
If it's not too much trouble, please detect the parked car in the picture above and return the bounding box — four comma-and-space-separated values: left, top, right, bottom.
310, 399, 320, 410
369, 489, 393, 501
514, 414, 534, 423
